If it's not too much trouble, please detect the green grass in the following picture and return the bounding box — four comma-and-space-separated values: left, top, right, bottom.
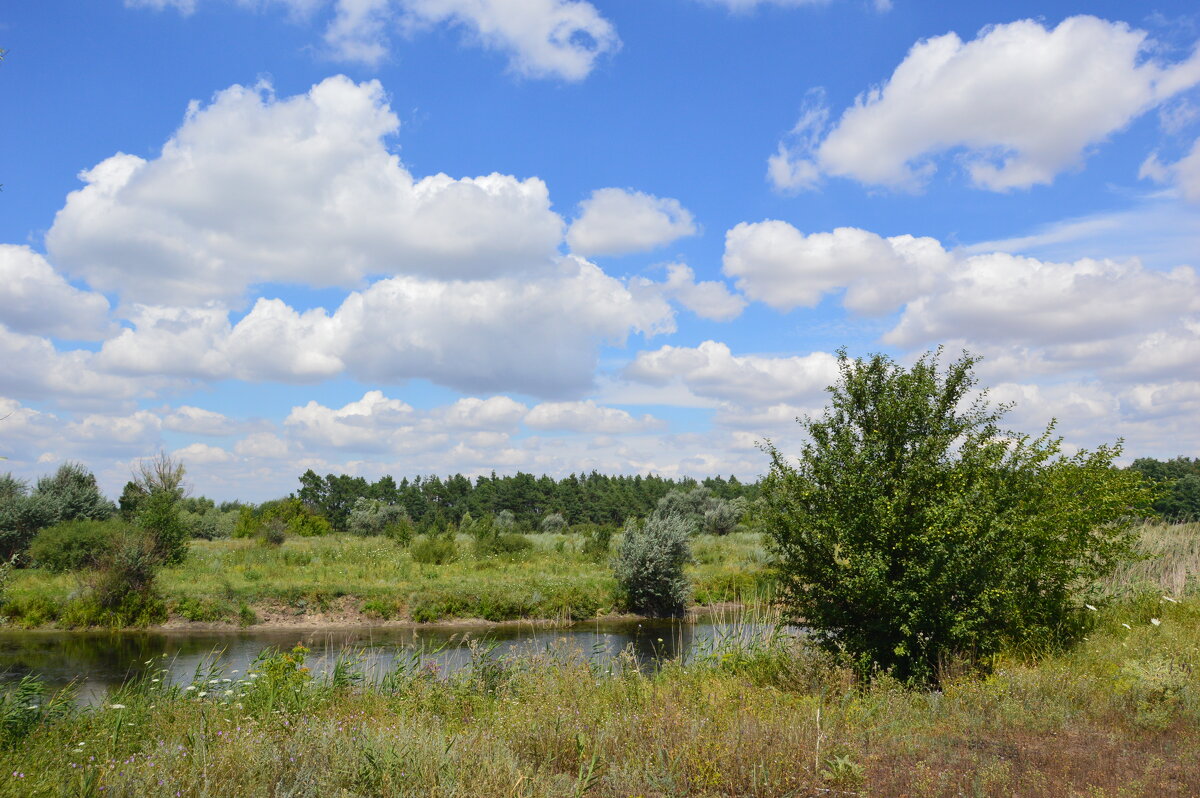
1, 531, 772, 628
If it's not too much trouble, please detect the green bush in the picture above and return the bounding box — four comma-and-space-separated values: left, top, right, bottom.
613, 514, 692, 618
410, 535, 458, 565
234, 499, 332, 539
578, 523, 615, 561
27, 518, 125, 572
0, 475, 61, 560
347, 497, 410, 536
472, 531, 534, 559
137, 490, 189, 565
760, 349, 1153, 684
540, 512, 567, 533
66, 530, 167, 627
261, 518, 286, 547
33, 462, 115, 523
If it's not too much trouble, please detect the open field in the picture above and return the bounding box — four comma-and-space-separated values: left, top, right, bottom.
0, 531, 773, 629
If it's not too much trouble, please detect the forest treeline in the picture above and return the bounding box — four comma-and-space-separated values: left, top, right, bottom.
291, 469, 759, 531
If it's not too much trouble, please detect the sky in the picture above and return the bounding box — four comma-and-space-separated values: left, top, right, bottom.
1, 0, 1199, 501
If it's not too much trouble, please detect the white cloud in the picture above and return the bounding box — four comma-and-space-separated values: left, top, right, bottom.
0, 246, 112, 340
401, 0, 619, 80
566, 188, 697, 257
0, 327, 150, 404
1141, 138, 1200, 201
95, 257, 673, 397
525, 400, 662, 433
632, 264, 746, 322
435, 396, 528, 430
233, 432, 292, 460
625, 340, 839, 405
723, 221, 951, 314
130, 0, 618, 79
47, 76, 564, 305
884, 253, 1200, 349
162, 406, 241, 436
771, 16, 1200, 192
172, 442, 235, 465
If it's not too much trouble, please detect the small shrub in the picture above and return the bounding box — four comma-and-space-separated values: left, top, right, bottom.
473, 531, 534, 559
33, 462, 115, 523
137, 490, 189, 565
69, 530, 167, 627
613, 513, 692, 618
27, 518, 124, 572
579, 523, 615, 562
260, 518, 286, 547
410, 535, 458, 565
0, 475, 61, 560
541, 512, 567, 533
347, 497, 410, 536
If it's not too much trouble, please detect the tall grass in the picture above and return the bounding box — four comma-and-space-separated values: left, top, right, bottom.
0, 591, 1197, 796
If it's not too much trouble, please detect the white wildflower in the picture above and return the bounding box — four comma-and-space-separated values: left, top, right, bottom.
1085, 604, 1097, 612
108, 704, 126, 710
1162, 595, 1178, 604
1151, 618, 1161, 627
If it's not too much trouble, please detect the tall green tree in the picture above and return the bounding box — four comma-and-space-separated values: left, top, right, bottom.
760, 348, 1151, 684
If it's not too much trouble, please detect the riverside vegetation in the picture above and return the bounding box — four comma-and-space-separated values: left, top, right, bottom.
1, 348, 1198, 793
0, 520, 1195, 797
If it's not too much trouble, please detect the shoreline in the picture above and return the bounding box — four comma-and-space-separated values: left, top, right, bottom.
0, 601, 748, 635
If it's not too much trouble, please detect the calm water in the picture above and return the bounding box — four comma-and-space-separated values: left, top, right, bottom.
0, 617, 787, 704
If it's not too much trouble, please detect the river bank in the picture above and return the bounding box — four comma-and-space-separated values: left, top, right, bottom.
0, 593, 1196, 797
0, 532, 771, 631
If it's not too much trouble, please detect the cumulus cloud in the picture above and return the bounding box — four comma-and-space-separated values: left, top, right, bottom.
884, 253, 1200, 349
47, 76, 565, 305
632, 264, 746, 322
162, 405, 241, 436
172, 442, 235, 465
566, 188, 697, 257
0, 327, 150, 404
625, 340, 839, 404
0, 246, 113, 340
770, 16, 1200, 192
723, 219, 1200, 368
525, 400, 662, 433
723, 222, 951, 314
401, 0, 619, 80
95, 257, 673, 397
130, 0, 618, 79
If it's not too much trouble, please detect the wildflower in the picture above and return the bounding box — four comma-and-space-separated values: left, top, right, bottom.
1084, 604, 1097, 611
1121, 623, 1131, 630
185, 686, 196, 691
198, 691, 208, 698
1162, 595, 1178, 604
1151, 618, 1161, 626
109, 704, 126, 710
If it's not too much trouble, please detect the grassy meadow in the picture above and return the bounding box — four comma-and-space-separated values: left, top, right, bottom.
1, 531, 772, 629
0, 521, 1196, 797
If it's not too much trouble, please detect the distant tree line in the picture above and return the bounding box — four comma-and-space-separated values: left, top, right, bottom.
294, 469, 759, 532
1126, 457, 1200, 521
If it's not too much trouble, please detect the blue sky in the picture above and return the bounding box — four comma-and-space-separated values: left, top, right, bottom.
2, 0, 1199, 500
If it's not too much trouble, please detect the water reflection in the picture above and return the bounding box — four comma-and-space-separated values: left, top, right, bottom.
0, 616, 776, 704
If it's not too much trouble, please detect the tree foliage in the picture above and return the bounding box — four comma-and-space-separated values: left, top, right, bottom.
613, 513, 692, 618
761, 349, 1151, 684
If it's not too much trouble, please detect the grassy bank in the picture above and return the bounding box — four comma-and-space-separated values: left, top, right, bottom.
0, 588, 1196, 797
1, 531, 772, 629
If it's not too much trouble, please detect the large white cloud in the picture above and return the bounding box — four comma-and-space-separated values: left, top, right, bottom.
625, 340, 839, 405
47, 76, 565, 305
566, 188, 697, 257
723, 222, 950, 313
723, 219, 1200, 371
95, 257, 673, 397
0, 246, 113, 340
770, 16, 1200, 192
